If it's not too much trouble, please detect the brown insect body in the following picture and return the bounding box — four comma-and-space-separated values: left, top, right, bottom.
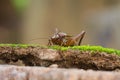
48, 28, 85, 46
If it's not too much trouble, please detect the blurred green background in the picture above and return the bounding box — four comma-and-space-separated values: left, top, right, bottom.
0, 0, 120, 49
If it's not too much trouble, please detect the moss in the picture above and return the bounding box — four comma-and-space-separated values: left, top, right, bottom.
49, 45, 120, 56
0, 44, 39, 48
0, 44, 120, 56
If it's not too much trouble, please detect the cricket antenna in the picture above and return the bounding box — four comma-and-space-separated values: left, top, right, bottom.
55, 28, 60, 34
55, 28, 58, 33
29, 37, 48, 42
54, 28, 61, 37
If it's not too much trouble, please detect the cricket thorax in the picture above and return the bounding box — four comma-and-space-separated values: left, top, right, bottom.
51, 36, 66, 45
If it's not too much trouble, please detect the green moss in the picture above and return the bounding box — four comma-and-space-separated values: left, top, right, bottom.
0, 44, 120, 56
0, 44, 39, 48
49, 45, 120, 56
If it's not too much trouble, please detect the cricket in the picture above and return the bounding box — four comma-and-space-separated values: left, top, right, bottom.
48, 28, 85, 46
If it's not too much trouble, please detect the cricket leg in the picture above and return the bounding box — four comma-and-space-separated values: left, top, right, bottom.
47, 39, 52, 46
73, 31, 85, 46
78, 31, 86, 45
61, 41, 65, 46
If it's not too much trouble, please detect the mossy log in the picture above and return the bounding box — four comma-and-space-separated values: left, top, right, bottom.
0, 46, 120, 70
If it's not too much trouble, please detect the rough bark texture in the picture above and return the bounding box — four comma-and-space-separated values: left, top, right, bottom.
0, 65, 120, 80
0, 46, 120, 71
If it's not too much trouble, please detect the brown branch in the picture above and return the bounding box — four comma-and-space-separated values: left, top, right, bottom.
0, 46, 120, 70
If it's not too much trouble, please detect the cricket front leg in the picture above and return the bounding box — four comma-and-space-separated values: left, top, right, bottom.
47, 39, 53, 46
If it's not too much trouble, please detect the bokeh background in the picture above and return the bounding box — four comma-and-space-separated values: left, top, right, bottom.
0, 0, 120, 49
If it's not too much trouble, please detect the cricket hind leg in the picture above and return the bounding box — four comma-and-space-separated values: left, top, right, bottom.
78, 31, 86, 45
